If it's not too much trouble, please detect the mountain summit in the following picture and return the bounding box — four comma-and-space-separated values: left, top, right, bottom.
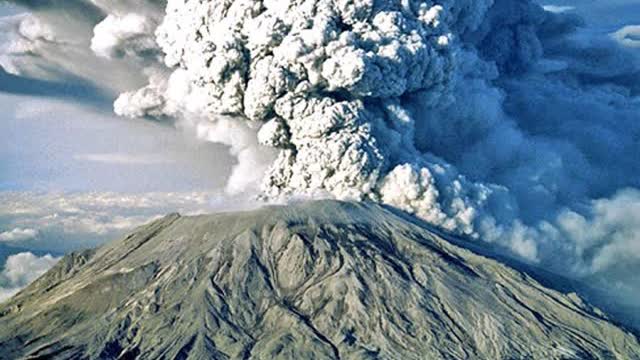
0, 200, 638, 359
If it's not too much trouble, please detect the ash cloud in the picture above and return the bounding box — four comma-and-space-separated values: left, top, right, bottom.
2, 0, 640, 320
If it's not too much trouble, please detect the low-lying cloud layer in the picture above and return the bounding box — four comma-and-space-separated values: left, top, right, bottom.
1, 0, 639, 317
0, 227, 37, 242
0, 190, 224, 298
0, 191, 218, 251
0, 252, 59, 301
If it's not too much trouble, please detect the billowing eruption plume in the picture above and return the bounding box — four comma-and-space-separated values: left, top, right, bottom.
2, 0, 640, 321
120, 0, 504, 239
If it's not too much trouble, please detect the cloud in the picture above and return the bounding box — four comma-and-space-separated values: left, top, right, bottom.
0, 252, 59, 301
554, 189, 640, 275
0, 4, 149, 95
113, 69, 277, 195
612, 25, 640, 48
0, 190, 268, 302
0, 191, 219, 252
543, 6, 575, 14
91, 13, 160, 60
0, 227, 38, 242
192, 117, 276, 196
74, 153, 175, 165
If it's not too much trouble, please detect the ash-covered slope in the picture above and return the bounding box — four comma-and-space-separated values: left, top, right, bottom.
0, 201, 638, 359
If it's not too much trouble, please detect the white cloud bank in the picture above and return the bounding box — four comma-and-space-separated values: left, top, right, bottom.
0, 191, 218, 252
613, 25, 640, 48
0, 252, 59, 301
0, 227, 38, 242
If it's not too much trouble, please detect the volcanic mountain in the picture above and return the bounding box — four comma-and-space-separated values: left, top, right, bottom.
0, 201, 638, 359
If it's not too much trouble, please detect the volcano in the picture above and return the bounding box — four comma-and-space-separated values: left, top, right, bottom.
0, 200, 638, 359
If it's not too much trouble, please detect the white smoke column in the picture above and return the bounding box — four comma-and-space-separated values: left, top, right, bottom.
193, 118, 275, 196
140, 0, 541, 266
141, 0, 502, 235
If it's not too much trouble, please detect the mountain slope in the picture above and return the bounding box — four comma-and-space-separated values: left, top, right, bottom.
0, 200, 638, 359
